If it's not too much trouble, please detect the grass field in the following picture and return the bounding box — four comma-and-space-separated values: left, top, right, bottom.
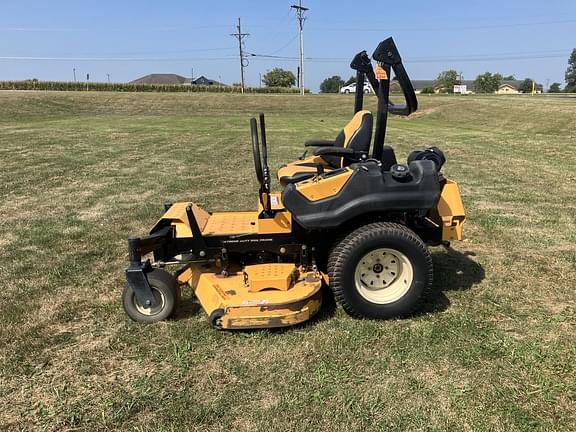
0, 91, 575, 431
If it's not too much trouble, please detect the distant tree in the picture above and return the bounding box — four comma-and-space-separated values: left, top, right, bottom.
434, 70, 460, 93
548, 82, 562, 93
520, 78, 534, 93
344, 75, 356, 85
474, 72, 503, 93
565, 48, 576, 92
420, 87, 435, 94
320, 75, 344, 93
263, 68, 296, 88
502, 75, 516, 80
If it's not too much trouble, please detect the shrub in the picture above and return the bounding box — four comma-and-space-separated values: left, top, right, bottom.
420, 87, 435, 94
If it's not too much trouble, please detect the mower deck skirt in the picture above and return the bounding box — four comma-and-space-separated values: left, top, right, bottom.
183, 268, 323, 330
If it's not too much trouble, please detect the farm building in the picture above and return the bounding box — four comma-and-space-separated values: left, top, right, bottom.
130, 74, 225, 86
496, 81, 543, 94
497, 83, 520, 94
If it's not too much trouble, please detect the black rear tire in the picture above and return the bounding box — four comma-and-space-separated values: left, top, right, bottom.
122, 269, 178, 323
328, 222, 432, 319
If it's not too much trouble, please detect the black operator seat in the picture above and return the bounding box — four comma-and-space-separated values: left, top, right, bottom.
277, 110, 373, 187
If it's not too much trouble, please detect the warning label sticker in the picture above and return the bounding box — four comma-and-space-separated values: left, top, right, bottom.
375, 64, 388, 80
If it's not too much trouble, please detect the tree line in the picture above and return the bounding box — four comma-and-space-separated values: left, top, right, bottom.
319, 48, 576, 93
434, 70, 541, 94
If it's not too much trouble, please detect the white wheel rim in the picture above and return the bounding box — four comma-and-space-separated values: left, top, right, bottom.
354, 248, 414, 304
133, 288, 166, 316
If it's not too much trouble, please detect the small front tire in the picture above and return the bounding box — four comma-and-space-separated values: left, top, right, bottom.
328, 222, 432, 319
122, 269, 178, 323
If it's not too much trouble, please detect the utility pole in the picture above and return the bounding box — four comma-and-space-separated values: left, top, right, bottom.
231, 17, 249, 94
73, 68, 76, 82
291, 0, 309, 96
107, 73, 110, 83
190, 67, 194, 93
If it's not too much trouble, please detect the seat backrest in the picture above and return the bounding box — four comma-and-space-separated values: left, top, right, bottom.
324, 110, 373, 168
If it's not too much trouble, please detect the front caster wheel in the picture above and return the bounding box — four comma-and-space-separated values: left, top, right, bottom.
328, 222, 433, 319
122, 269, 178, 323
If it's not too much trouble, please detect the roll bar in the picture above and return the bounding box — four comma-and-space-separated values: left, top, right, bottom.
349, 38, 418, 117
350, 51, 378, 114
372, 37, 418, 116
349, 37, 418, 161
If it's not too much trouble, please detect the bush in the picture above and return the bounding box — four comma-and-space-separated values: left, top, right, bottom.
420, 87, 435, 94
320, 76, 344, 93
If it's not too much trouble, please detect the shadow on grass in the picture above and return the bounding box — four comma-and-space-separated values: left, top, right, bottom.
173, 292, 202, 321
419, 247, 485, 315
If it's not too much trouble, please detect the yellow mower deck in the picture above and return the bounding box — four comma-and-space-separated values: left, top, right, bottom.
177, 264, 323, 330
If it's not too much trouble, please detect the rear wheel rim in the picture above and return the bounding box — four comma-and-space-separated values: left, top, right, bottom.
133, 288, 166, 316
353, 248, 414, 304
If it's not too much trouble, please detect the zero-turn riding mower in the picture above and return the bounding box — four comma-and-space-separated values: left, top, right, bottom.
122, 37, 466, 329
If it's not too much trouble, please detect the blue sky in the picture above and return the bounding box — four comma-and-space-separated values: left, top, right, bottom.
1, 0, 575, 90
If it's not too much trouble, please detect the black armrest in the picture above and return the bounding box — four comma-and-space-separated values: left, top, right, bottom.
314, 147, 367, 161
305, 139, 336, 147
314, 147, 354, 156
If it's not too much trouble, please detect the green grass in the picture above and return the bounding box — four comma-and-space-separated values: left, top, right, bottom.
0, 91, 575, 431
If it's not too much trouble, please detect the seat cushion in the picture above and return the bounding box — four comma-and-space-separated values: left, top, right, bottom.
323, 110, 373, 168
277, 111, 373, 186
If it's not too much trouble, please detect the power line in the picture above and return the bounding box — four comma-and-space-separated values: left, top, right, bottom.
0, 25, 237, 32
291, 1, 308, 96
267, 34, 299, 56
3, 16, 573, 34
230, 17, 249, 94
0, 56, 237, 61
1, 49, 571, 64
247, 49, 573, 63
307, 18, 576, 33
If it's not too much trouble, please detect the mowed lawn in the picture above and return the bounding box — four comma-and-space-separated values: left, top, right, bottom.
0, 91, 574, 431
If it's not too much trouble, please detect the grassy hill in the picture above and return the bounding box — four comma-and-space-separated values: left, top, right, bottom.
0, 92, 574, 431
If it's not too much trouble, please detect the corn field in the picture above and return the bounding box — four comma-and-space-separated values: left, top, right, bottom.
0, 80, 308, 94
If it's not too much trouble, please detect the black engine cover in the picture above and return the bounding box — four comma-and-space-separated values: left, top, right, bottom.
282, 160, 441, 230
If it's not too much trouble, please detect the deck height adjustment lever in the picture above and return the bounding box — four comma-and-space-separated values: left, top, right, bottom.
219, 248, 229, 277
